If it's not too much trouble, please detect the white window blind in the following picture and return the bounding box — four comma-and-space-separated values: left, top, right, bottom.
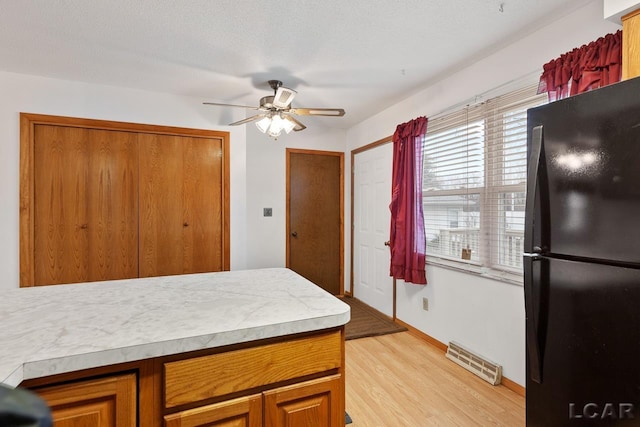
423, 105, 485, 264
422, 83, 547, 279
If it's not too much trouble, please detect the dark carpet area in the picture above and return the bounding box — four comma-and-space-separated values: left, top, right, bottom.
342, 296, 407, 340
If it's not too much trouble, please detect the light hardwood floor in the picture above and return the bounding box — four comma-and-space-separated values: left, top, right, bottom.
345, 332, 525, 426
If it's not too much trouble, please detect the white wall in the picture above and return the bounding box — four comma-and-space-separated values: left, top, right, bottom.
0, 71, 252, 289
345, 0, 620, 386
604, 0, 640, 22
244, 121, 346, 269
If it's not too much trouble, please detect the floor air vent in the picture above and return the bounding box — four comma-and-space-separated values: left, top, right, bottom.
446, 341, 502, 385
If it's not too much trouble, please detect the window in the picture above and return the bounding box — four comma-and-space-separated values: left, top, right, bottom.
422, 83, 546, 279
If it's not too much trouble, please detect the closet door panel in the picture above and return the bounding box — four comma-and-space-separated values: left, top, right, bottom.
183, 137, 224, 274
139, 134, 184, 277
34, 125, 89, 285
86, 129, 139, 282
139, 134, 224, 277
33, 125, 138, 286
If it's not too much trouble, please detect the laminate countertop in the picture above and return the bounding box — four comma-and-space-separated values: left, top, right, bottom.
0, 268, 350, 387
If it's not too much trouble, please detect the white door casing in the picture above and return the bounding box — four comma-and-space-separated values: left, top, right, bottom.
353, 142, 394, 316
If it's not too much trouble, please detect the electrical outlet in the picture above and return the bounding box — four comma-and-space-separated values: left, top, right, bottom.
422, 297, 429, 311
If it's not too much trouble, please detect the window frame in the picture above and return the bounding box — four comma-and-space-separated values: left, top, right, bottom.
421, 83, 547, 284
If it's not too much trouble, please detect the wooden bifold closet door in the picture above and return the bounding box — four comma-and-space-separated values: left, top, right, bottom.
33, 125, 139, 285
20, 114, 230, 287
138, 133, 224, 277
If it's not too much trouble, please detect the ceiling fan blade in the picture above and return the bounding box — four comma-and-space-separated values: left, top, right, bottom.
273, 86, 297, 108
288, 108, 345, 117
228, 114, 265, 126
203, 101, 259, 110
284, 115, 307, 132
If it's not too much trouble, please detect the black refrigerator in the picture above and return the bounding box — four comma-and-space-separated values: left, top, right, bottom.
525, 76, 640, 426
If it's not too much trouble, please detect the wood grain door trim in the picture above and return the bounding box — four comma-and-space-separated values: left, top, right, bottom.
286, 148, 344, 295
20, 113, 230, 287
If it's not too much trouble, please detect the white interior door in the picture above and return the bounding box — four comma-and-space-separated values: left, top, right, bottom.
353, 142, 394, 316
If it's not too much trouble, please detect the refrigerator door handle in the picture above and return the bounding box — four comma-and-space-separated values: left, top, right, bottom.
524, 255, 543, 383
525, 125, 544, 254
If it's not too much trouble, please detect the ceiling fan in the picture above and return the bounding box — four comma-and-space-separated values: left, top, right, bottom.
204, 80, 346, 138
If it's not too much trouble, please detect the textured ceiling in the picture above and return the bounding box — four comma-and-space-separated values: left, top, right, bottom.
0, 0, 593, 128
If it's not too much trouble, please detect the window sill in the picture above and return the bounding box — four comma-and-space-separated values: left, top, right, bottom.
425, 256, 524, 287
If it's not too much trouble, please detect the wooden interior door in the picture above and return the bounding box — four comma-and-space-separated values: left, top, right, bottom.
139, 134, 224, 277
33, 125, 138, 286
287, 150, 343, 295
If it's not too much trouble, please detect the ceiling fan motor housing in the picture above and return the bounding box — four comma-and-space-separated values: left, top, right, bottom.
260, 96, 275, 109
268, 80, 283, 90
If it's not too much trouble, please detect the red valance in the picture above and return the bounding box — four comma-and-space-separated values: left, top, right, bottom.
538, 30, 622, 101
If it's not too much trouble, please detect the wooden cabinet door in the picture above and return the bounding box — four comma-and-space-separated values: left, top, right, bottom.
36, 373, 137, 427
139, 134, 224, 277
164, 394, 262, 427
33, 125, 138, 285
623, 9, 640, 80
264, 375, 344, 427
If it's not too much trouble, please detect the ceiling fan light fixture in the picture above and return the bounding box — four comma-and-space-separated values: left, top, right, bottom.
256, 114, 296, 138
267, 128, 283, 138
267, 115, 284, 137
281, 115, 296, 134
255, 115, 273, 133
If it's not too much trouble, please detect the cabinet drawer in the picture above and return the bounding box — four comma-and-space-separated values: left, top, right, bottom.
164, 331, 342, 408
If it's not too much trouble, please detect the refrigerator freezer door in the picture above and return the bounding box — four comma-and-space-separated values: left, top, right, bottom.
527, 77, 640, 264
526, 256, 640, 426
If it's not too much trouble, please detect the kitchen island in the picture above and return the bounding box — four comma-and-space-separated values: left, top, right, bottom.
0, 268, 350, 426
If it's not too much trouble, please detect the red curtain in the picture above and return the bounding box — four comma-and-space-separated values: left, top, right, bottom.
389, 116, 428, 285
538, 30, 622, 101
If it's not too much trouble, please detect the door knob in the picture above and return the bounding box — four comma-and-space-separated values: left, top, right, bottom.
384, 240, 391, 246
291, 231, 298, 237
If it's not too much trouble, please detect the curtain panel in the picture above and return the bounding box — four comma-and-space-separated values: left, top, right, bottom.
389, 116, 428, 285
538, 30, 622, 101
